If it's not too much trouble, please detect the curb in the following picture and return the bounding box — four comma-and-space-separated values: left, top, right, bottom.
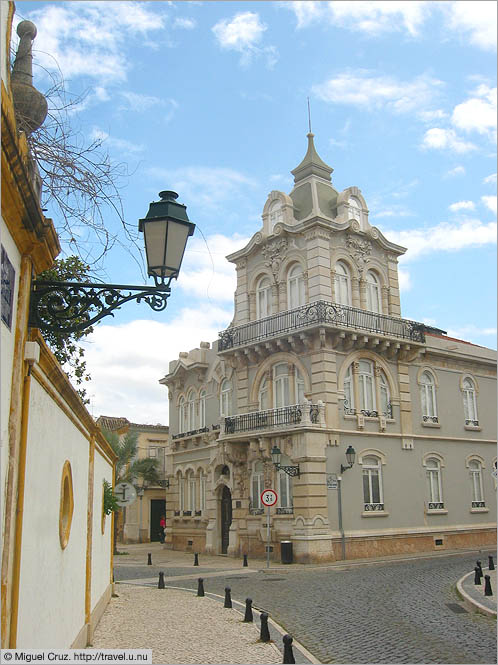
456, 569, 497, 618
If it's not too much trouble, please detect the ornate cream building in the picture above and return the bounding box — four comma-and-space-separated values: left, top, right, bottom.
161, 133, 496, 563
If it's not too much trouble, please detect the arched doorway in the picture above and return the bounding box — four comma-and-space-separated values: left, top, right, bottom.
220, 485, 232, 554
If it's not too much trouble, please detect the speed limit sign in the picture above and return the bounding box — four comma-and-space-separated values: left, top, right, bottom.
260, 489, 278, 507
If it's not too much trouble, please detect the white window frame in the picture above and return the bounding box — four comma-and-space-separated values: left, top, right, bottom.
199, 472, 206, 511
426, 458, 444, 508
420, 371, 438, 422
179, 475, 185, 512
187, 390, 195, 431
269, 199, 283, 232
258, 375, 269, 411
251, 461, 264, 511
362, 456, 384, 510
348, 196, 362, 223
469, 460, 485, 507
365, 270, 382, 313
358, 360, 376, 413
278, 455, 293, 511
287, 264, 305, 309
220, 379, 232, 416
463, 378, 478, 425
256, 276, 272, 319
335, 261, 352, 306
178, 397, 185, 432
199, 390, 206, 428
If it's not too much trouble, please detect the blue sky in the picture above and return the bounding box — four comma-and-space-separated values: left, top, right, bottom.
14, 1, 497, 424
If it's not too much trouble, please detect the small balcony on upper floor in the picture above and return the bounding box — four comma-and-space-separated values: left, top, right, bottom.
220, 401, 325, 441
218, 300, 433, 362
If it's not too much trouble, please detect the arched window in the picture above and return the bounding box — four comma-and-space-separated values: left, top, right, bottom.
335, 261, 352, 306
426, 458, 444, 509
220, 379, 232, 416
187, 390, 196, 431
199, 471, 206, 511
287, 264, 305, 309
463, 378, 478, 425
278, 454, 293, 511
358, 360, 376, 413
256, 276, 272, 319
272, 363, 305, 408
186, 470, 196, 513
379, 370, 390, 416
199, 389, 206, 428
362, 456, 384, 510
420, 371, 438, 423
178, 473, 185, 513
344, 364, 354, 413
269, 199, 283, 232
469, 460, 485, 508
349, 196, 361, 222
258, 375, 269, 411
178, 397, 186, 432
251, 461, 264, 512
365, 271, 382, 313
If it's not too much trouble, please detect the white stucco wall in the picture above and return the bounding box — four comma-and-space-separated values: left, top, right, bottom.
17, 378, 89, 648
1, 219, 20, 526
0, 1, 11, 85
91, 448, 113, 610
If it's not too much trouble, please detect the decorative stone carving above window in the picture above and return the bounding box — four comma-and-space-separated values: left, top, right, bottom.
346, 235, 372, 273
262, 238, 289, 278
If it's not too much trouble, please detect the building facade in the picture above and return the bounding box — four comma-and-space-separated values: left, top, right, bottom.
1, 6, 116, 647
97, 416, 169, 543
161, 133, 496, 563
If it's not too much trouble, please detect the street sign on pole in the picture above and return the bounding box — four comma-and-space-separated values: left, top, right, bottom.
327, 473, 339, 490
260, 489, 278, 569
114, 482, 137, 507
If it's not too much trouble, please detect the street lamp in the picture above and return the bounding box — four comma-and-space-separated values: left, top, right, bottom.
271, 444, 300, 477
29, 191, 195, 334
337, 445, 356, 561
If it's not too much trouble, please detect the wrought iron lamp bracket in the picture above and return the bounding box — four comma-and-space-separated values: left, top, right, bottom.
29, 279, 173, 334
340, 463, 353, 474
275, 463, 300, 478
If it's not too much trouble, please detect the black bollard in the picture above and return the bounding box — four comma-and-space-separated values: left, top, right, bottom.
194, 553, 199, 566
158, 571, 165, 589
243, 553, 248, 567
147, 552, 152, 565
484, 574, 493, 596
283, 634, 296, 664
197, 578, 205, 597
489, 555, 495, 571
243, 597, 253, 622
112, 569, 115, 583
224, 587, 232, 608
477, 560, 483, 576
474, 566, 482, 585
260, 612, 271, 642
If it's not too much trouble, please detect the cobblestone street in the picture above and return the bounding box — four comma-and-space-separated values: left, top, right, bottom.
115, 550, 497, 664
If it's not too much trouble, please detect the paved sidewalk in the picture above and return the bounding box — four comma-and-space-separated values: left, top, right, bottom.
457, 562, 497, 617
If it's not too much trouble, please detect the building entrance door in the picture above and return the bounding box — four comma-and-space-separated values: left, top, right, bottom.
220, 486, 232, 554
150, 499, 166, 542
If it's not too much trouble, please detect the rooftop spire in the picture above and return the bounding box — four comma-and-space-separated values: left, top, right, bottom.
11, 20, 48, 134
291, 132, 333, 184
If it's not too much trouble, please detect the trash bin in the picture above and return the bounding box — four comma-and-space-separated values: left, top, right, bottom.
281, 540, 293, 564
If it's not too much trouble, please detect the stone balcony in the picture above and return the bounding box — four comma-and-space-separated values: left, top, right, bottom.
220, 402, 325, 441
218, 300, 431, 361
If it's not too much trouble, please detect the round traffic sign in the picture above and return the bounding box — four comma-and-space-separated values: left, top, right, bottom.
114, 482, 137, 507
260, 489, 278, 507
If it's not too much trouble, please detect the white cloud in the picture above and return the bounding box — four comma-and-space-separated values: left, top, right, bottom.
444, 1, 497, 51
146, 165, 258, 211
90, 127, 144, 154
212, 12, 277, 66
444, 324, 497, 345
380, 218, 497, 262
178, 233, 251, 302
448, 200, 475, 212
119, 91, 162, 112
312, 70, 443, 114
22, 2, 167, 82
418, 109, 448, 122
445, 166, 466, 177
83, 308, 232, 425
421, 128, 476, 153
398, 269, 412, 292
282, 1, 431, 36
481, 195, 497, 215
451, 85, 497, 137
483, 173, 497, 185
174, 17, 196, 30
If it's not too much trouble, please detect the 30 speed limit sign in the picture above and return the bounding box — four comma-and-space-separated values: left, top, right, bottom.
260, 489, 278, 507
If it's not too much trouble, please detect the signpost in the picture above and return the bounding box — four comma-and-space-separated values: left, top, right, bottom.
261, 489, 278, 569
327, 473, 339, 490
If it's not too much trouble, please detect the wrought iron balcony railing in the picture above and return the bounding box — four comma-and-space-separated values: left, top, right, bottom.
224, 403, 320, 435
218, 300, 426, 351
